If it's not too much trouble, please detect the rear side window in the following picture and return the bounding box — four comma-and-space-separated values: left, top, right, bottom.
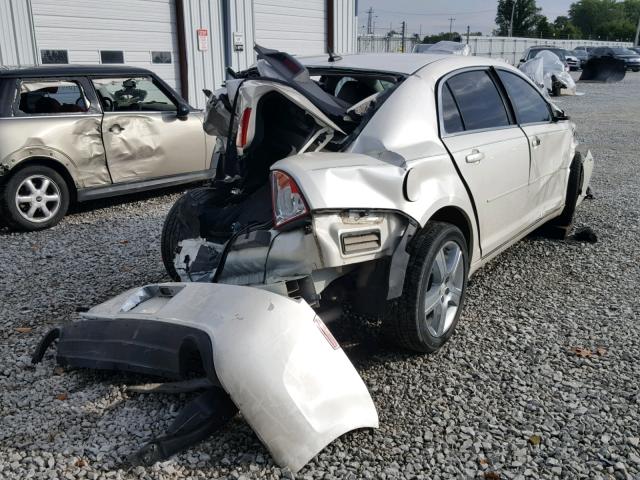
17, 80, 89, 115
441, 84, 464, 134
497, 71, 551, 124
445, 71, 510, 131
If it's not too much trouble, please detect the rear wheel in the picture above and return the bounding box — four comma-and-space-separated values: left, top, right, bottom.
0, 165, 69, 231
161, 187, 220, 280
384, 222, 468, 353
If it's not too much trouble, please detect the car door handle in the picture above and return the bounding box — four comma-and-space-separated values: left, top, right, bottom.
109, 124, 124, 134
531, 136, 542, 147
465, 149, 485, 164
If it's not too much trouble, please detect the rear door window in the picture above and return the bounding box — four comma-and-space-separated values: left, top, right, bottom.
445, 71, 510, 131
440, 84, 464, 134
497, 70, 551, 124
17, 80, 89, 115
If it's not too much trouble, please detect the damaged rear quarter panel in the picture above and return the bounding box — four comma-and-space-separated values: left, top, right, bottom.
0, 115, 109, 188
273, 151, 481, 267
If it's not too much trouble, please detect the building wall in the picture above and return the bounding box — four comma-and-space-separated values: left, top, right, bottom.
254, 0, 327, 55
30, 0, 181, 87
0, 0, 37, 66
0, 0, 358, 109
333, 0, 357, 54
181, 0, 226, 107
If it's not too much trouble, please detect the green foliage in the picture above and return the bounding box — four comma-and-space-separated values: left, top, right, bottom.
568, 0, 639, 40
495, 0, 542, 36
421, 32, 463, 43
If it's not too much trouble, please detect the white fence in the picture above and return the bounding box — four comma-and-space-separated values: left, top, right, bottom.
467, 36, 633, 64
358, 35, 633, 65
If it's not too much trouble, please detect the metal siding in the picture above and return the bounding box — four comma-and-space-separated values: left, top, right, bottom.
0, 0, 37, 66
254, 0, 326, 55
333, 0, 356, 54
30, 0, 180, 88
229, 0, 255, 71
183, 0, 226, 108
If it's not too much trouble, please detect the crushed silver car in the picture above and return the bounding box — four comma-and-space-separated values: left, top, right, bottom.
35, 45, 594, 472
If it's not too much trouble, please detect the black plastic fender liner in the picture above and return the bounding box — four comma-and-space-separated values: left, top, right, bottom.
131, 388, 239, 466
32, 318, 220, 386
32, 327, 61, 364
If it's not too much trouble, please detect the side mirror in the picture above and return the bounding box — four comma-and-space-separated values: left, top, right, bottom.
177, 103, 190, 118
519, 58, 525, 63
203, 89, 213, 98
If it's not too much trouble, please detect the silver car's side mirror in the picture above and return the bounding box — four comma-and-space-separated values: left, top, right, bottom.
177, 104, 190, 118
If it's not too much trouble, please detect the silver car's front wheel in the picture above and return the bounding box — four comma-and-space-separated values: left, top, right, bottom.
1, 165, 70, 231
384, 222, 468, 353
15, 175, 62, 223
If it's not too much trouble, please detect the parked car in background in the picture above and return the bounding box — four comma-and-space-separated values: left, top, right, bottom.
0, 65, 216, 231
572, 49, 589, 68
519, 46, 570, 70
574, 45, 595, 55
561, 49, 581, 70
412, 43, 434, 53
590, 47, 640, 72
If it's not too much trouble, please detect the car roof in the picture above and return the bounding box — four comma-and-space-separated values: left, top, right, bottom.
298, 53, 451, 75
0, 64, 153, 78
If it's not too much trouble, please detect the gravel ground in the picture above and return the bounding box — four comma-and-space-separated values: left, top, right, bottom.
1, 73, 639, 480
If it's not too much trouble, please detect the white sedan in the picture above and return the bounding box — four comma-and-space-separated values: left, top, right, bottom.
36, 47, 593, 473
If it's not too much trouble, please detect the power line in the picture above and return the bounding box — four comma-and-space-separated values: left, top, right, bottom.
374, 8, 495, 17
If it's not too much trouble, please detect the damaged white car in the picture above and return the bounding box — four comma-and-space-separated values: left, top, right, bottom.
34, 46, 594, 472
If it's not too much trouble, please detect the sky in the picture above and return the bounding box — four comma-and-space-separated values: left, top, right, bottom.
358, 0, 576, 36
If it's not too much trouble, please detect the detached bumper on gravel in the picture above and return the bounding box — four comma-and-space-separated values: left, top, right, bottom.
33, 282, 378, 473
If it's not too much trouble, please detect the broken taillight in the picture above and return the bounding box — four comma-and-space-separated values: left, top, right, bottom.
236, 107, 252, 148
270, 170, 309, 229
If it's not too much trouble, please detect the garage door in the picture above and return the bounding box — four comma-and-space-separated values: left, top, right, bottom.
254, 0, 326, 56
30, 0, 180, 90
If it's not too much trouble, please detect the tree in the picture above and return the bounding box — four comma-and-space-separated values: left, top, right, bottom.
495, 0, 542, 36
422, 32, 463, 43
567, 0, 639, 40
553, 15, 582, 38
534, 15, 554, 37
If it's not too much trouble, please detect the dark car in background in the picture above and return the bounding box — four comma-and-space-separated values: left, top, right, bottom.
572, 49, 589, 68
0, 65, 216, 231
590, 47, 640, 72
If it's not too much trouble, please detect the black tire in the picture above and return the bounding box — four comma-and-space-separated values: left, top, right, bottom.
161, 187, 219, 280
543, 152, 584, 238
0, 165, 69, 231
383, 222, 469, 353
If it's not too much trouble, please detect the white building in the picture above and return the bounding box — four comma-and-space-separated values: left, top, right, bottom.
0, 0, 358, 107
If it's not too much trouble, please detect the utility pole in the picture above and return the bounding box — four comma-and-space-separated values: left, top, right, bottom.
466, 25, 470, 44
366, 7, 373, 35
401, 21, 406, 53
448, 17, 455, 40
634, 14, 640, 46
509, 0, 518, 37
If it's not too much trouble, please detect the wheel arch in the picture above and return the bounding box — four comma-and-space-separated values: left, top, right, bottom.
2, 157, 78, 203
427, 205, 474, 259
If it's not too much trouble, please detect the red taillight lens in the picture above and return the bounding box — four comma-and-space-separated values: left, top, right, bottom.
271, 170, 309, 228
236, 107, 252, 148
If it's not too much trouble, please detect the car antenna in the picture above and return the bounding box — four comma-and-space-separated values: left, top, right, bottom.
328, 51, 342, 62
